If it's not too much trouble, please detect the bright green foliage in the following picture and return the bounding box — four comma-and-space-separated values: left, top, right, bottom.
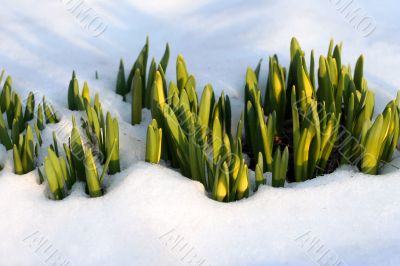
34, 122, 42, 146
161, 103, 189, 170
264, 55, 286, 134
82, 82, 90, 105
68, 71, 80, 110
67, 71, 88, 111
70, 115, 86, 181
44, 155, 65, 200
0, 77, 39, 140
210, 136, 249, 202
83, 93, 106, 157
145, 119, 162, 163
134, 37, 400, 202
63, 143, 75, 185
13, 144, 23, 175
43, 96, 60, 124
117, 38, 171, 108
81, 94, 120, 174
24, 92, 35, 122
0, 76, 12, 113
146, 58, 157, 108
143, 55, 250, 202
212, 161, 229, 202
43, 146, 76, 200
131, 68, 142, 125
254, 59, 262, 81
11, 119, 19, 145
7, 92, 23, 129
127, 37, 149, 107
13, 125, 36, 175
150, 71, 166, 124
52, 131, 59, 156
291, 87, 341, 181
85, 148, 103, 197
212, 91, 231, 136
37, 103, 45, 130
160, 43, 170, 73
272, 147, 289, 187
255, 152, 265, 190
158, 64, 168, 97
176, 54, 189, 93
115, 59, 127, 100
341, 57, 375, 165
187, 76, 198, 110
0, 113, 12, 150
106, 112, 120, 174
22, 126, 35, 173
198, 84, 215, 137
211, 92, 232, 165
120, 39, 169, 115
230, 157, 249, 201
242, 38, 397, 184
287, 37, 315, 115
43, 113, 118, 199
85, 137, 117, 197
48, 148, 66, 194
360, 99, 400, 174
245, 67, 276, 171
354, 54, 364, 91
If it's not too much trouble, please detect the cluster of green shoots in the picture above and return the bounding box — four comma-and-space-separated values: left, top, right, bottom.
67, 71, 91, 111
40, 114, 117, 200
117, 39, 291, 202
68, 71, 120, 173
132, 38, 400, 202
41, 75, 120, 200
115, 37, 170, 125
0, 71, 59, 174
81, 92, 120, 174
148, 54, 253, 202
3, 36, 398, 203
245, 38, 400, 180
0, 69, 120, 200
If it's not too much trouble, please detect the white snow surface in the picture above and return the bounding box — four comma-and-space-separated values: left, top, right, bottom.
0, 0, 400, 265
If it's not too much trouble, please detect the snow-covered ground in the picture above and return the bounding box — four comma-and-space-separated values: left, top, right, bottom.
1, 0, 400, 265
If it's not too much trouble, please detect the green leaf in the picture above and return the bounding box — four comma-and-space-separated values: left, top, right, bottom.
13, 144, 23, 175
354, 55, 364, 91
23, 92, 35, 122
106, 113, 120, 174
0, 114, 12, 150
160, 43, 170, 73
71, 125, 85, 181
176, 54, 189, 92
44, 157, 63, 200
131, 68, 143, 125
115, 59, 126, 99
255, 152, 265, 190
198, 84, 213, 137
85, 148, 102, 198
37, 103, 45, 130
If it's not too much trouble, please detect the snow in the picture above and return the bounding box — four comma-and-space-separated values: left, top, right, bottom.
0, 0, 400, 265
